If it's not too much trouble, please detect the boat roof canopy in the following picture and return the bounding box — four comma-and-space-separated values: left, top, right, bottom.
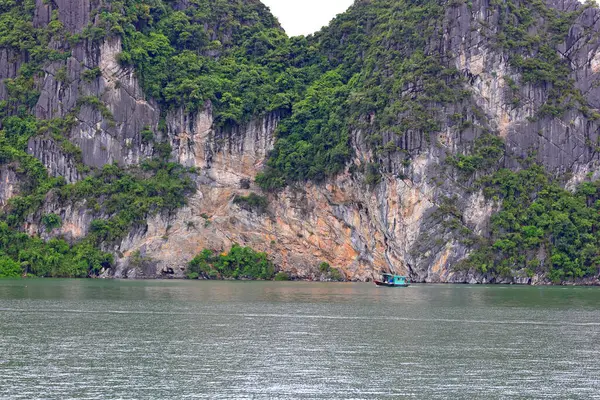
381, 273, 408, 278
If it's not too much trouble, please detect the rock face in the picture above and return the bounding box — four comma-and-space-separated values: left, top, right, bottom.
27, 138, 81, 184
30, 36, 159, 171
167, 106, 279, 184
0, 166, 19, 209
0, 48, 22, 102
4, 0, 600, 282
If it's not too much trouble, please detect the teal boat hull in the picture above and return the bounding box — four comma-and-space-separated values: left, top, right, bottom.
374, 280, 411, 287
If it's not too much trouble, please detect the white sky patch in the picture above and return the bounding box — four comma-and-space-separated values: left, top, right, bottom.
261, 0, 354, 36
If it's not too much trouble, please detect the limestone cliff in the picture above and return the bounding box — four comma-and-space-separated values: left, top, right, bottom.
3, 0, 600, 283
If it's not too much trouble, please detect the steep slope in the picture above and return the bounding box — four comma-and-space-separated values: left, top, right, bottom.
2, 0, 600, 283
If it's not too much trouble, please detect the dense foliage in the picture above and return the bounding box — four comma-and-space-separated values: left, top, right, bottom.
256, 70, 351, 188
460, 166, 600, 282
447, 134, 505, 174
0, 222, 112, 278
187, 244, 275, 280
83, 0, 323, 127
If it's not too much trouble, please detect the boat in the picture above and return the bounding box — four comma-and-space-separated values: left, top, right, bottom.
374, 273, 411, 287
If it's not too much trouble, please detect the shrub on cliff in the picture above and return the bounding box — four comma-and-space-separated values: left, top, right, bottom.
187, 249, 214, 279
233, 193, 269, 214
319, 262, 344, 281
41, 213, 62, 231
188, 244, 275, 280
274, 271, 290, 281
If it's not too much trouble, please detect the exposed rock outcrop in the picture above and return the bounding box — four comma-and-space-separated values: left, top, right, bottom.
33, 37, 159, 169
0, 166, 19, 209
167, 106, 279, 185
27, 138, 81, 183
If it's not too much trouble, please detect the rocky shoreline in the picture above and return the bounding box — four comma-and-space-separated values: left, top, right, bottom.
92, 267, 600, 286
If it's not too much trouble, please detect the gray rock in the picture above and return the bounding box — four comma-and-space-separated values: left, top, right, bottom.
0, 166, 20, 209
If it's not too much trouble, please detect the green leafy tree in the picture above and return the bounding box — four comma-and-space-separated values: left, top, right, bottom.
188, 245, 275, 280
0, 256, 21, 278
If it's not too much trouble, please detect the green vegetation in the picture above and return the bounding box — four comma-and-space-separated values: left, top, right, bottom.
58, 160, 195, 245
364, 163, 382, 186
187, 244, 275, 280
129, 250, 153, 270
41, 213, 62, 231
0, 222, 112, 278
274, 271, 290, 281
233, 193, 268, 214
140, 126, 154, 143
81, 67, 101, 82
0, 256, 22, 278
319, 262, 344, 281
256, 70, 351, 188
447, 134, 505, 174
461, 166, 600, 282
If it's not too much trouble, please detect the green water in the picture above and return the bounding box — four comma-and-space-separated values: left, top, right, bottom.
1, 280, 599, 399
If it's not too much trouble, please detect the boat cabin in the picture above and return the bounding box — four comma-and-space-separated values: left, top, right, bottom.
382, 274, 409, 285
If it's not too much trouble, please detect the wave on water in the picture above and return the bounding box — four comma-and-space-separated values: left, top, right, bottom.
1, 307, 599, 327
